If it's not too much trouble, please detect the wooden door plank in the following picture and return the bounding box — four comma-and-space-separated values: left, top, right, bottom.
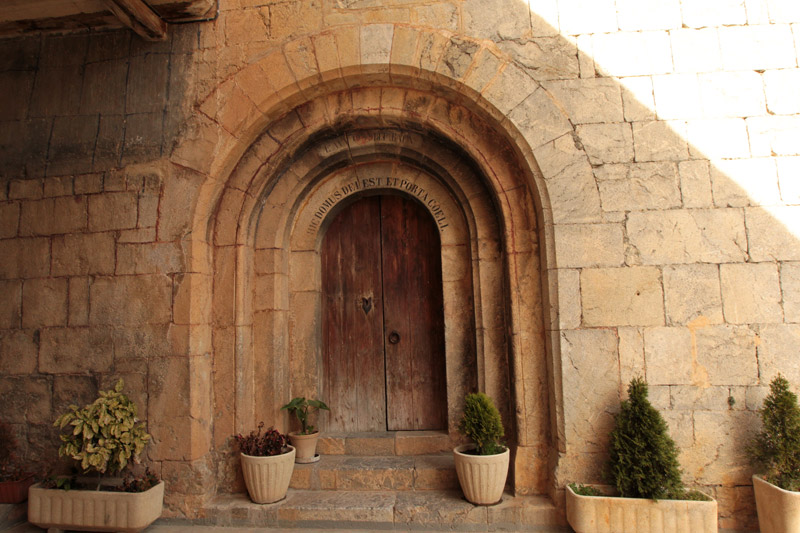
322, 197, 386, 432
381, 195, 447, 430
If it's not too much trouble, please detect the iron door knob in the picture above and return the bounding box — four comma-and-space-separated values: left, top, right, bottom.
388, 331, 401, 344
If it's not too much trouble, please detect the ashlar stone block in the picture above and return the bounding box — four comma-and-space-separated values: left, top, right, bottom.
644, 326, 693, 385
781, 262, 800, 322
670, 28, 722, 73
719, 24, 797, 71
52, 232, 116, 276
596, 161, 681, 212
720, 263, 783, 324
576, 122, 633, 165
757, 324, 800, 385
552, 223, 624, 268
679, 160, 713, 208
22, 278, 67, 328
590, 31, 673, 77
764, 69, 800, 115
89, 275, 172, 325
747, 206, 800, 262
694, 324, 759, 385
39, 327, 114, 374
632, 120, 689, 162
0, 330, 37, 374
627, 209, 747, 265
664, 264, 723, 325
543, 78, 623, 124
560, 328, 619, 453
581, 266, 664, 327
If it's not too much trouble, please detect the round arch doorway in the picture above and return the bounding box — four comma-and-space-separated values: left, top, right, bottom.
321, 193, 448, 433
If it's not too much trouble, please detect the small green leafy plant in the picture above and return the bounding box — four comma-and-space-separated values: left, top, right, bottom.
607, 377, 685, 500
748, 374, 800, 492
233, 422, 288, 456
568, 483, 603, 496
458, 392, 505, 456
281, 397, 330, 435
55, 379, 151, 477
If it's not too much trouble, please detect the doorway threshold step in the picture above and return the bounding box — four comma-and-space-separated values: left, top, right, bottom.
199, 490, 568, 531
291, 454, 458, 491
318, 431, 453, 456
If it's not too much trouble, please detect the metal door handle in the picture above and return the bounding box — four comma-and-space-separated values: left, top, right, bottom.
388, 331, 400, 344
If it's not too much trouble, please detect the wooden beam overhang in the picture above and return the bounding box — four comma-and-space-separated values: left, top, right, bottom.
102, 0, 167, 41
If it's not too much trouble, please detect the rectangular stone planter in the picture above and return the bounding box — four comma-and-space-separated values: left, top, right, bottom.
566, 485, 718, 533
28, 480, 164, 532
753, 475, 800, 533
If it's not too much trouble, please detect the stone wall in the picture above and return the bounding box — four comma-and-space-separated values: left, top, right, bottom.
2, 0, 800, 530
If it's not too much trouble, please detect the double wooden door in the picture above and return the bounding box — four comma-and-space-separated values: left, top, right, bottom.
322, 195, 447, 432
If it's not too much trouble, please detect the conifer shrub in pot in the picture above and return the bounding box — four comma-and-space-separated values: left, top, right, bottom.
280, 397, 329, 463
453, 392, 509, 505
234, 422, 295, 503
28, 379, 164, 533
566, 377, 717, 533
748, 374, 800, 533
0, 420, 35, 504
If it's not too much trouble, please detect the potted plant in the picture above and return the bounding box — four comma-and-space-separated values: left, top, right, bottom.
234, 422, 295, 503
566, 377, 717, 533
748, 374, 800, 533
281, 397, 330, 463
453, 392, 509, 505
28, 379, 164, 533
0, 421, 35, 504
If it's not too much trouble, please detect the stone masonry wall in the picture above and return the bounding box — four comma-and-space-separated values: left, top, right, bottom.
1, 0, 800, 530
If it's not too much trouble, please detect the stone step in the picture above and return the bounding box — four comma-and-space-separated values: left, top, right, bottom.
198, 489, 568, 531
317, 431, 453, 456
290, 454, 458, 491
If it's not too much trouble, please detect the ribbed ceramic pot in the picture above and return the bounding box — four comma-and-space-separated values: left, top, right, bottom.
753, 475, 800, 533
453, 444, 509, 505
288, 432, 319, 462
240, 445, 295, 504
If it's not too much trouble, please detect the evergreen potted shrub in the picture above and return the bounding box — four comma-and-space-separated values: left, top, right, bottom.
281, 397, 329, 463
748, 374, 800, 533
566, 377, 717, 533
453, 392, 509, 505
0, 421, 35, 504
234, 422, 295, 503
28, 379, 164, 533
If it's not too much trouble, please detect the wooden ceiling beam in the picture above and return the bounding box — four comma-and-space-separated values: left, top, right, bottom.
102, 0, 167, 41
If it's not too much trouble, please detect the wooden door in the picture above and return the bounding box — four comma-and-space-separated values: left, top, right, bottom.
322, 195, 447, 432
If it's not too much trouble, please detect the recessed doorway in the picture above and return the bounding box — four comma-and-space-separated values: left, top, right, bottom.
321, 194, 447, 432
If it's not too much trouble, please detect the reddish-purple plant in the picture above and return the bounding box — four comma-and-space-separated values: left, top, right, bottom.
233, 422, 288, 457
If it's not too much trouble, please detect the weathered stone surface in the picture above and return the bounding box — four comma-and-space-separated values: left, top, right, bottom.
632, 120, 689, 161
0, 280, 21, 328
462, 0, 532, 40
543, 78, 623, 124
664, 264, 723, 325
39, 327, 114, 374
694, 324, 759, 385
596, 161, 681, 211
500, 37, 579, 81
756, 324, 800, 385
0, 238, 50, 279
22, 278, 68, 328
627, 209, 747, 264
747, 206, 800, 262
670, 385, 734, 411
670, 28, 723, 72
20, 196, 87, 236
560, 328, 619, 453
581, 266, 664, 326
748, 115, 800, 157
52, 232, 116, 276
590, 31, 673, 77
0, 377, 51, 424
686, 410, 758, 485
88, 192, 138, 232
0, 329, 37, 374
553, 223, 624, 268
720, 263, 783, 324
89, 275, 172, 325
687, 118, 751, 159
644, 327, 693, 385
719, 24, 797, 71
618, 327, 645, 387
764, 69, 800, 115
116, 242, 184, 275
781, 262, 800, 322
699, 70, 766, 119
679, 160, 713, 208
577, 122, 633, 165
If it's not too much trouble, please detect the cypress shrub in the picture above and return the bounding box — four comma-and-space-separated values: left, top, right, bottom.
748, 374, 800, 491
458, 392, 505, 455
607, 377, 684, 499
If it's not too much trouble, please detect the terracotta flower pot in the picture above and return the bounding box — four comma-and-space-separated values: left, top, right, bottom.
753, 475, 800, 533
453, 444, 509, 505
288, 432, 320, 463
565, 484, 718, 533
28, 480, 164, 532
0, 474, 35, 504
240, 445, 295, 504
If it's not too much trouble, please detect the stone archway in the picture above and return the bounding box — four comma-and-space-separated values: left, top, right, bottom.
206, 80, 552, 494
